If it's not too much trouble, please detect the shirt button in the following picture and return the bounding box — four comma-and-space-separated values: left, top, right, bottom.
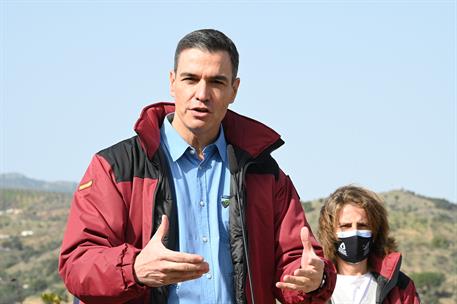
199, 201, 205, 207
207, 273, 212, 279
202, 236, 208, 243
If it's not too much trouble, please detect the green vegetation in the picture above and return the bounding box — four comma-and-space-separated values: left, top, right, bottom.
41, 291, 66, 304
410, 272, 447, 304
0, 189, 72, 303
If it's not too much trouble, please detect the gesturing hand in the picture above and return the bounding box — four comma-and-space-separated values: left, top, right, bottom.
133, 215, 209, 287
276, 226, 325, 293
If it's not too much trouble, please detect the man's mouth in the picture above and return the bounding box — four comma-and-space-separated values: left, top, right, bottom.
191, 107, 210, 113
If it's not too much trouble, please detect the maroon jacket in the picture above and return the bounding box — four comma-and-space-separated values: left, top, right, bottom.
369, 252, 420, 304
59, 102, 336, 304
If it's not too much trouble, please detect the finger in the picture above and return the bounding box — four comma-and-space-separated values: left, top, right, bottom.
152, 215, 169, 242
142, 271, 206, 287
281, 274, 311, 286
293, 268, 317, 277
301, 226, 317, 267
275, 282, 304, 291
162, 272, 207, 285
162, 248, 206, 264
159, 261, 209, 273
301, 226, 315, 254
306, 256, 325, 269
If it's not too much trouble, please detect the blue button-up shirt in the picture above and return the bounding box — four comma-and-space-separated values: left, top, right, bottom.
160, 114, 234, 304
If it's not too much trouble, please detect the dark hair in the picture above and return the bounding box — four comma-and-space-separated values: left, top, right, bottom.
318, 185, 398, 269
174, 29, 239, 80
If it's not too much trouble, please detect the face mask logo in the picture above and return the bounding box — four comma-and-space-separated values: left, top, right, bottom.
338, 242, 347, 256
335, 230, 372, 264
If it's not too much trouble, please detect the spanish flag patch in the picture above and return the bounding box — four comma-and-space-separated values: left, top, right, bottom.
78, 180, 93, 191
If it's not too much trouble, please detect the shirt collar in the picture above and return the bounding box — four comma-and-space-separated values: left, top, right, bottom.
160, 113, 227, 163
212, 124, 228, 163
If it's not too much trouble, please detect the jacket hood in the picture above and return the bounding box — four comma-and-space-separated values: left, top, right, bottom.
134, 102, 284, 160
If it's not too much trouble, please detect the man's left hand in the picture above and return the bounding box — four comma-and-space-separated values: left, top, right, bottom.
275, 226, 325, 293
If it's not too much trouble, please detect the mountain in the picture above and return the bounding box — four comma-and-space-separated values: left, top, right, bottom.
0, 186, 455, 303
0, 173, 77, 193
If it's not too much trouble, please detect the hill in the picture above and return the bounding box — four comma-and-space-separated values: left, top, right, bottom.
0, 188, 72, 303
0, 173, 77, 193
0, 187, 455, 303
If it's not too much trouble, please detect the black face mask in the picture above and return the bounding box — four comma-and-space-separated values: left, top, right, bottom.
335, 230, 372, 264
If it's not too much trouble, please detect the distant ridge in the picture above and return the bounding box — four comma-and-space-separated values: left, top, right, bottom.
0, 173, 77, 193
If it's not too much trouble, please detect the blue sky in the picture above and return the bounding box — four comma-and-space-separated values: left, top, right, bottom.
1, 1, 455, 202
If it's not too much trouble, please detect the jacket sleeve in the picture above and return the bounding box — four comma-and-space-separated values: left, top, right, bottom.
58, 154, 147, 303
272, 172, 336, 304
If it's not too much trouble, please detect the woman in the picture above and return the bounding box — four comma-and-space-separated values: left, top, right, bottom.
318, 185, 420, 304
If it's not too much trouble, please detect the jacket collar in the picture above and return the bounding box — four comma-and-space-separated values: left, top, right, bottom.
370, 252, 402, 281
134, 102, 283, 160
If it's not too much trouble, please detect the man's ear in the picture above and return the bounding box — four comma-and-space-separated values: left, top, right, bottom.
230, 77, 240, 104
169, 70, 176, 98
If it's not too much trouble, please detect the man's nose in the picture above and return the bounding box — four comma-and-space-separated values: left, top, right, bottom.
195, 80, 210, 102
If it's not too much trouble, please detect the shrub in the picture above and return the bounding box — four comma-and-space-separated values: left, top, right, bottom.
411, 271, 445, 288
2, 236, 23, 250
41, 292, 63, 304
410, 271, 445, 304
431, 236, 450, 249
302, 202, 315, 213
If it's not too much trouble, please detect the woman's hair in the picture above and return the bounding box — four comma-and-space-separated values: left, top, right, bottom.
318, 185, 397, 265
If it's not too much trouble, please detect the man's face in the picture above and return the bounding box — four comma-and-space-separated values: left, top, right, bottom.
169, 48, 240, 142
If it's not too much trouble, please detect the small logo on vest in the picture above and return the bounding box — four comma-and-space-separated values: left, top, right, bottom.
221, 195, 232, 208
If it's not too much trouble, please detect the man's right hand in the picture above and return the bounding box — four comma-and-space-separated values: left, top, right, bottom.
133, 215, 209, 287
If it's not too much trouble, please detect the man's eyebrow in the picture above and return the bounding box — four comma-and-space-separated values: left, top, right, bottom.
209, 75, 229, 82
179, 72, 229, 82
179, 72, 198, 78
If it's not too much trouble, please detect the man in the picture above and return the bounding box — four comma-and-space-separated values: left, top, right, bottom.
59, 29, 335, 304
318, 185, 420, 303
